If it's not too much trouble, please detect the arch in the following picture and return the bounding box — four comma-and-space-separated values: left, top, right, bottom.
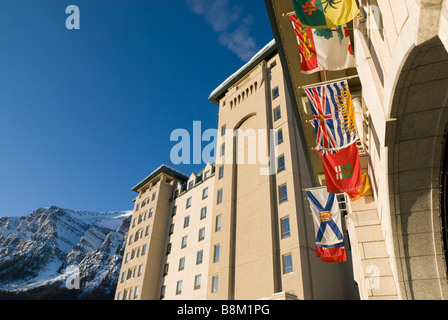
387, 36, 448, 299
234, 112, 257, 130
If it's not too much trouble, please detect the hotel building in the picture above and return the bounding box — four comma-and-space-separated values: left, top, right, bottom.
265, 0, 448, 300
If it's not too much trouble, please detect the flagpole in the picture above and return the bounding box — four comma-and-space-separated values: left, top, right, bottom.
298, 75, 359, 90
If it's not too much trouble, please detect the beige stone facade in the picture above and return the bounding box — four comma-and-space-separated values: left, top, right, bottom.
206, 46, 355, 300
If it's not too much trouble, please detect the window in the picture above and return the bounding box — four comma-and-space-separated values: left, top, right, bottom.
160, 286, 166, 300
176, 280, 183, 295
128, 235, 133, 245
202, 187, 209, 199
215, 215, 222, 232
213, 244, 220, 262
172, 206, 177, 216
274, 106, 281, 121
283, 253, 293, 274
138, 264, 143, 277
270, 60, 277, 69
276, 128, 284, 145
217, 189, 223, 204
194, 274, 202, 290
189, 181, 194, 190
201, 207, 207, 219
279, 184, 288, 203
163, 264, 169, 276
120, 271, 126, 283
145, 225, 150, 236
186, 197, 192, 209
336, 193, 348, 216
169, 224, 174, 235
277, 155, 286, 173
142, 244, 147, 256
179, 257, 185, 271
166, 243, 172, 255
198, 228, 205, 241
212, 276, 219, 293
149, 208, 154, 218
152, 192, 156, 201
218, 165, 224, 180
272, 86, 280, 99
124, 252, 130, 263
134, 286, 140, 299
204, 170, 210, 179
196, 250, 203, 264
135, 228, 143, 241
221, 124, 226, 136
181, 236, 188, 248
280, 217, 291, 238
184, 215, 190, 228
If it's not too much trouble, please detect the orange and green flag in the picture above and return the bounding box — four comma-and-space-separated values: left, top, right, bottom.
292, 0, 359, 29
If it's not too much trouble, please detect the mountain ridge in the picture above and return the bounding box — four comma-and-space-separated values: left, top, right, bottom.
0, 206, 131, 300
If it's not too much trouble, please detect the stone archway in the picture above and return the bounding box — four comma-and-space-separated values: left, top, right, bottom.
387, 36, 448, 299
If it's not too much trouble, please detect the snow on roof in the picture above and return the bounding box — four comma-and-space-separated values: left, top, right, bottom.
208, 39, 277, 105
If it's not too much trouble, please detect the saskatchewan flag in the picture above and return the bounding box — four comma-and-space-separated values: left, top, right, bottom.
292, 0, 359, 29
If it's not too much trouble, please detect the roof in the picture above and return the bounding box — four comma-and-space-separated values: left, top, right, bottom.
208, 39, 277, 105
132, 165, 189, 192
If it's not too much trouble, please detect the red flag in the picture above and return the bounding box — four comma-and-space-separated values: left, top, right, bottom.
319, 143, 362, 193
289, 14, 319, 73
316, 244, 347, 263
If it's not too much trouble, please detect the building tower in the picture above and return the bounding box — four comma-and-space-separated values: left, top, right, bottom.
206, 40, 355, 300
114, 164, 216, 300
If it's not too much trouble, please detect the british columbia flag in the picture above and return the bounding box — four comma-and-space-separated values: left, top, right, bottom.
304, 80, 359, 155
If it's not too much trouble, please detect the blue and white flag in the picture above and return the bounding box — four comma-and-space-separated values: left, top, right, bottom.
306, 187, 344, 247
306, 187, 347, 263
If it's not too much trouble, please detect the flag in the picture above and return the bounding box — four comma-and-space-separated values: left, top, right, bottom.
346, 172, 371, 201
306, 187, 346, 263
319, 143, 362, 193
292, 0, 359, 29
305, 80, 359, 153
289, 15, 356, 74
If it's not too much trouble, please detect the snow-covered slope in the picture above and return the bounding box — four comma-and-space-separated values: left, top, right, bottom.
0, 206, 131, 300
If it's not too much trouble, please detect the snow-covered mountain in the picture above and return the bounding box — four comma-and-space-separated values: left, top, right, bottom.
0, 206, 132, 300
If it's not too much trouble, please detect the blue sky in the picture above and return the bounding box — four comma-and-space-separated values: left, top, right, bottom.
0, 1, 274, 217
